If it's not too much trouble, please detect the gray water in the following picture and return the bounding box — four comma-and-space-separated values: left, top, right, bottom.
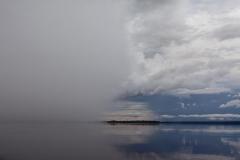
0, 123, 239, 160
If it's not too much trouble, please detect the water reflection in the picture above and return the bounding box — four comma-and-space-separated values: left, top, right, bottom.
105, 124, 240, 160
0, 123, 121, 160
0, 123, 239, 160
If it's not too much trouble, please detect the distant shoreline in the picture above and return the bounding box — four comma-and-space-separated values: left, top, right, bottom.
105, 120, 240, 125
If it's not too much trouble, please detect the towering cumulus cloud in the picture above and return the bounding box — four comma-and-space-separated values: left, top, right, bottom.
125, 0, 240, 96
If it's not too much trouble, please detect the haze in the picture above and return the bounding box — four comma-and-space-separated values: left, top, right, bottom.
0, 0, 129, 121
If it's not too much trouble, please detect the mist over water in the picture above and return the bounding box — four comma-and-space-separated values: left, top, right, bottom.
0, 0, 129, 121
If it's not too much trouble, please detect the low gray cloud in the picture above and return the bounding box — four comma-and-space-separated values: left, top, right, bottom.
214, 24, 240, 41
124, 0, 240, 96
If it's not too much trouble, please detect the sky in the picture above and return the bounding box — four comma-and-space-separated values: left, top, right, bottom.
125, 0, 240, 96
0, 0, 240, 121
112, 0, 240, 121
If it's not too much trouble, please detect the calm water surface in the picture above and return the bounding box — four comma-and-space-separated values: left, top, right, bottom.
0, 123, 239, 160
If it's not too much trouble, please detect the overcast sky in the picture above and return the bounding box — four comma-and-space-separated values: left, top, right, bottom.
125, 0, 240, 96
116, 0, 240, 121
1, 0, 240, 121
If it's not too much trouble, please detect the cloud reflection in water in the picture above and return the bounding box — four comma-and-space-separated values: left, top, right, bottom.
105, 124, 240, 160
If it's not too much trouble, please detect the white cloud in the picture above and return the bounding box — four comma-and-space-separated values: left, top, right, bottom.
172, 88, 231, 95
178, 114, 240, 118
233, 93, 240, 98
160, 114, 240, 120
125, 0, 240, 96
220, 99, 240, 108
180, 102, 185, 109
